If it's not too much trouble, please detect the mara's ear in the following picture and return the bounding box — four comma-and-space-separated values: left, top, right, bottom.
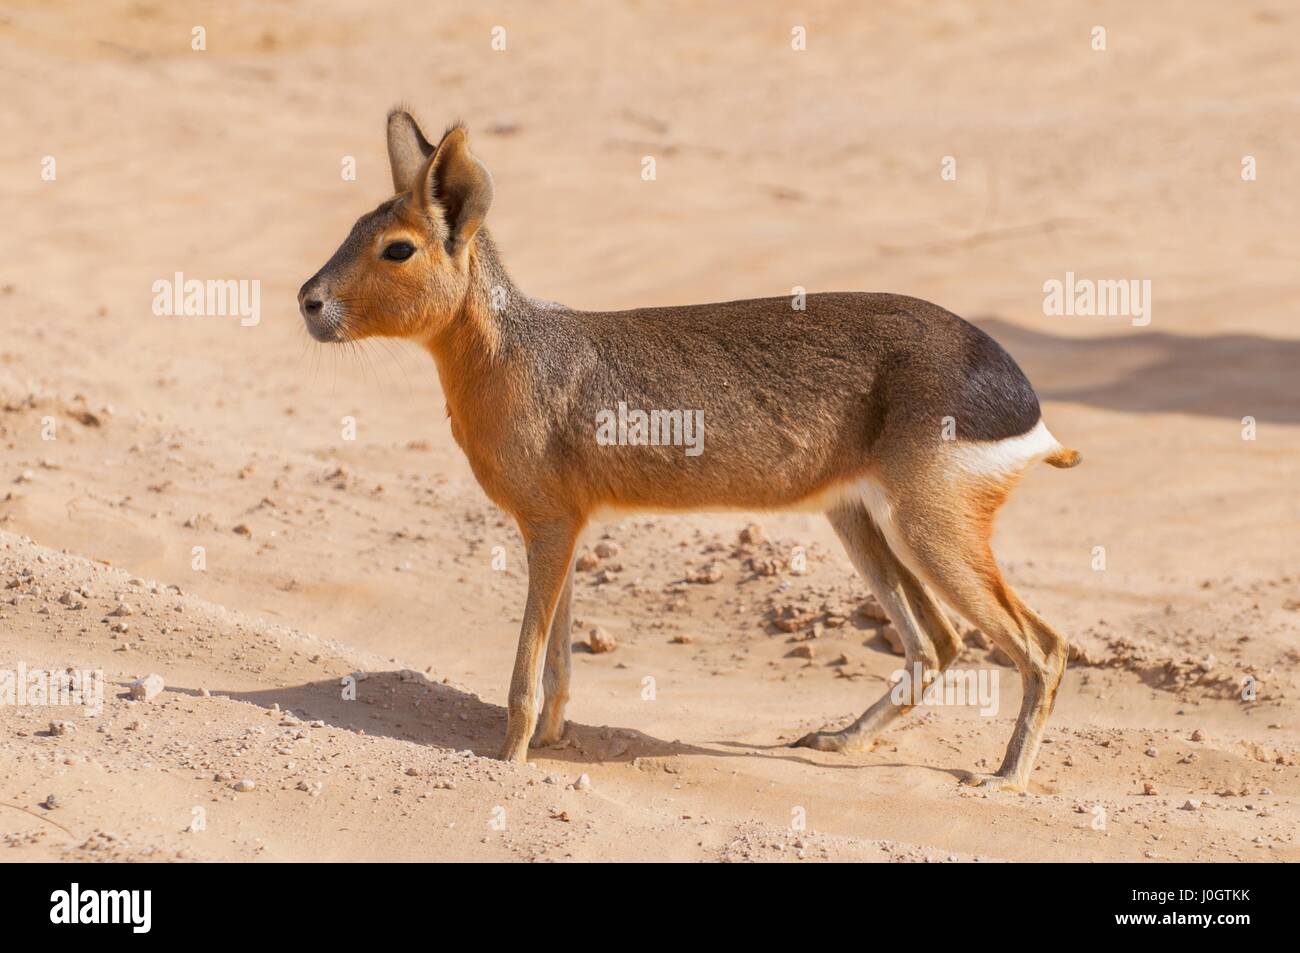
386, 109, 435, 194
417, 124, 494, 256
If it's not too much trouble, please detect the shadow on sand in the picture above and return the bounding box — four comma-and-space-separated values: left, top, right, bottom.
177, 670, 913, 773
975, 317, 1300, 424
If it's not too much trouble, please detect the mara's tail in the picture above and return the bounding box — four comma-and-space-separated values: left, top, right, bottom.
1043, 446, 1082, 469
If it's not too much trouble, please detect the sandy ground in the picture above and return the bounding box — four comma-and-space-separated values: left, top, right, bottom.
1, 1, 1297, 862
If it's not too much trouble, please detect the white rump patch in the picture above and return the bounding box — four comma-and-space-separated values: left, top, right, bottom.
945, 420, 1061, 477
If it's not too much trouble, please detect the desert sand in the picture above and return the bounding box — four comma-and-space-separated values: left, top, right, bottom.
1, 1, 1296, 862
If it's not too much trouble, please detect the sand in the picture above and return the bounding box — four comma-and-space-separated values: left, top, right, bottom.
0, 0, 1296, 861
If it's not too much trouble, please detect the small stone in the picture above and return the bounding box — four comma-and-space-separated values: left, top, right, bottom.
787, 643, 815, 660
739, 522, 766, 546
857, 596, 890, 624
1190, 729, 1204, 742
574, 773, 592, 791
575, 551, 599, 571
669, 634, 694, 645
108, 603, 134, 617
687, 562, 723, 584
880, 624, 905, 656
128, 673, 164, 701
1145, 746, 1158, 758
594, 541, 620, 558
586, 627, 617, 654
405, 766, 421, 777
1143, 781, 1159, 796
49, 720, 75, 736
232, 523, 252, 536
110, 621, 129, 634
1180, 798, 1201, 811
42, 794, 60, 810
770, 605, 817, 632
232, 778, 256, 792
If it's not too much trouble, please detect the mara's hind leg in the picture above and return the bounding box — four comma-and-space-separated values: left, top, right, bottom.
792, 501, 964, 753
870, 473, 1069, 792
532, 559, 574, 748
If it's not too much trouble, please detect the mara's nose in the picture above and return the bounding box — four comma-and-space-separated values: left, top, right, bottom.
298, 279, 324, 317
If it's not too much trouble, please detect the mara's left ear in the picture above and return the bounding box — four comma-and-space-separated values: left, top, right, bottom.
417, 124, 494, 256
387, 109, 434, 193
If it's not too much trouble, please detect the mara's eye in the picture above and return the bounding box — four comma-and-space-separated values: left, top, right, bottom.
382, 241, 416, 262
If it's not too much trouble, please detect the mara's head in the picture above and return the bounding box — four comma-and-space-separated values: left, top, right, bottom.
298, 111, 494, 343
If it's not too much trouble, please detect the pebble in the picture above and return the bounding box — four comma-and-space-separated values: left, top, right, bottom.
687, 562, 723, 584
128, 673, 165, 702
232, 779, 256, 792
586, 626, 617, 654
881, 624, 905, 656
739, 522, 766, 546
1180, 798, 1201, 811
594, 541, 620, 558
574, 773, 592, 791
49, 720, 76, 736
858, 596, 890, 624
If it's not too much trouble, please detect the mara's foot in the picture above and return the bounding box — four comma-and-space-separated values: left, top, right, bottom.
497, 735, 531, 763
790, 728, 872, 754
961, 771, 1025, 793
530, 719, 567, 749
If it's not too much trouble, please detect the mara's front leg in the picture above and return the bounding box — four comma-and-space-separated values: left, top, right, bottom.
533, 560, 575, 748
499, 520, 579, 763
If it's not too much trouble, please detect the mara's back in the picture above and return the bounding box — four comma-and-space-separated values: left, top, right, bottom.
513, 292, 1044, 512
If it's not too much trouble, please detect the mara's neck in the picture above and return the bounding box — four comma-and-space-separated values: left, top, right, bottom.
422, 228, 522, 366
419, 229, 551, 438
